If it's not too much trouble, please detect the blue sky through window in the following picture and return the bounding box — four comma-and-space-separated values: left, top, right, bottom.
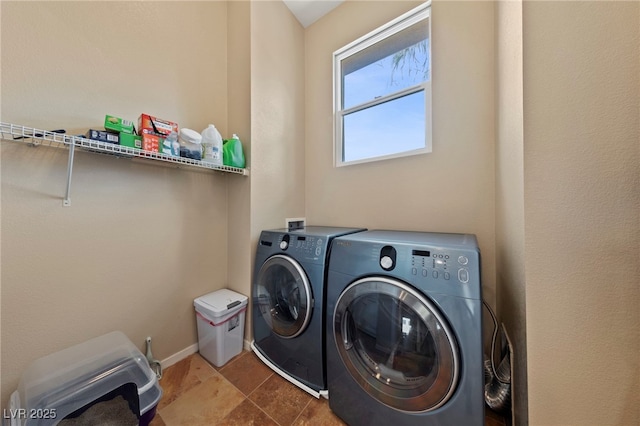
343, 40, 429, 109
343, 91, 425, 162
341, 39, 429, 163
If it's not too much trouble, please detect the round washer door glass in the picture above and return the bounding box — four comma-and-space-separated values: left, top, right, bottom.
256, 255, 313, 338
334, 277, 460, 412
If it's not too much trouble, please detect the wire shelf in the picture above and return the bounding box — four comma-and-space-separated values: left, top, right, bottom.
0, 122, 248, 176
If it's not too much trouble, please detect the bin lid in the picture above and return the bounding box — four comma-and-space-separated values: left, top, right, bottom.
194, 289, 248, 319
13, 331, 159, 422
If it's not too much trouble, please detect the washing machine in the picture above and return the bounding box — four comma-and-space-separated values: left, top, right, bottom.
251, 226, 366, 398
326, 230, 484, 425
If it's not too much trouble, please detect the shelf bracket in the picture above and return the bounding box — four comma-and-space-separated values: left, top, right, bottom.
63, 141, 75, 207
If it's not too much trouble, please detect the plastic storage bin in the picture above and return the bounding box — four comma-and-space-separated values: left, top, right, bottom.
8, 331, 162, 426
194, 289, 248, 367
178, 128, 202, 160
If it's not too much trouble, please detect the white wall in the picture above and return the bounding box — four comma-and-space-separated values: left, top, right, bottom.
496, 0, 527, 423
250, 0, 306, 235
523, 2, 639, 424
246, 0, 306, 339
226, 0, 252, 322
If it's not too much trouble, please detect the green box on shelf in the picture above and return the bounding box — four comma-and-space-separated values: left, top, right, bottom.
105, 115, 135, 134
119, 132, 142, 149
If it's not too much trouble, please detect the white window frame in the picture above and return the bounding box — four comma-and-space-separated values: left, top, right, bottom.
333, 2, 432, 167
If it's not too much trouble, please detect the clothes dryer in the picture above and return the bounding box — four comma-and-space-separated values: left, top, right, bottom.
326, 230, 484, 425
251, 226, 365, 398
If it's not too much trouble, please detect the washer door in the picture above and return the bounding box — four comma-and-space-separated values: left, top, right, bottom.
333, 277, 460, 412
256, 255, 313, 339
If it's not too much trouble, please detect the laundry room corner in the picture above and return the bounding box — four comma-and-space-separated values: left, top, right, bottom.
225, 0, 307, 346
303, 0, 497, 347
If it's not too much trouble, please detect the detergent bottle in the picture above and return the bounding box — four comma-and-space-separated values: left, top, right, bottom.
223, 134, 245, 168
200, 124, 223, 166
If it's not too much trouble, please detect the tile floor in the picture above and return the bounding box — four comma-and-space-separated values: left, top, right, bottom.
149, 351, 508, 426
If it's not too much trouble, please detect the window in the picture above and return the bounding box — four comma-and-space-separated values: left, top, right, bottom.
333, 3, 431, 167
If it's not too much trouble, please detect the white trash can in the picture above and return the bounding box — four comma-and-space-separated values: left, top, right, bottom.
194, 289, 248, 367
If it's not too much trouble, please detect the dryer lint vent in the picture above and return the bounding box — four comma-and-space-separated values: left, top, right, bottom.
286, 217, 306, 231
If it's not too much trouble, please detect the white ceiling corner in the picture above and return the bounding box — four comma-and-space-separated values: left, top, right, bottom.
283, 0, 344, 28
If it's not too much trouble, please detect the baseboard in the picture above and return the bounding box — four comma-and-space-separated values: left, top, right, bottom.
160, 343, 199, 369
160, 340, 252, 369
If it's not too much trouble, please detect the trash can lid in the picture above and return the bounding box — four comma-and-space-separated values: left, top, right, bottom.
194, 289, 248, 319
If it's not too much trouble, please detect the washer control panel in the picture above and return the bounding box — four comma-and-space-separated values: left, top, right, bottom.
409, 249, 472, 284
277, 234, 324, 260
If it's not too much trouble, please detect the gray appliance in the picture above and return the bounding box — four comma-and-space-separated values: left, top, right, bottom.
251, 226, 366, 398
326, 230, 484, 425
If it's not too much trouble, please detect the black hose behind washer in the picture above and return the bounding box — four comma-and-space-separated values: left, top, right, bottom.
482, 300, 512, 412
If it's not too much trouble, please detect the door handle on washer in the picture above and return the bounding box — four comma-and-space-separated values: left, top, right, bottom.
342, 310, 353, 350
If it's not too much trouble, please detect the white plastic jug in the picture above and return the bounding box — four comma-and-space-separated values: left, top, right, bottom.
201, 124, 223, 166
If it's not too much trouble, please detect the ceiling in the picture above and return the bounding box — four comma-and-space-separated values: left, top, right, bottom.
282, 0, 344, 28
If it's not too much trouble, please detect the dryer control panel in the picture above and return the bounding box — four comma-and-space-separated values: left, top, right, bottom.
403, 247, 480, 299
329, 230, 481, 300
410, 249, 473, 284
